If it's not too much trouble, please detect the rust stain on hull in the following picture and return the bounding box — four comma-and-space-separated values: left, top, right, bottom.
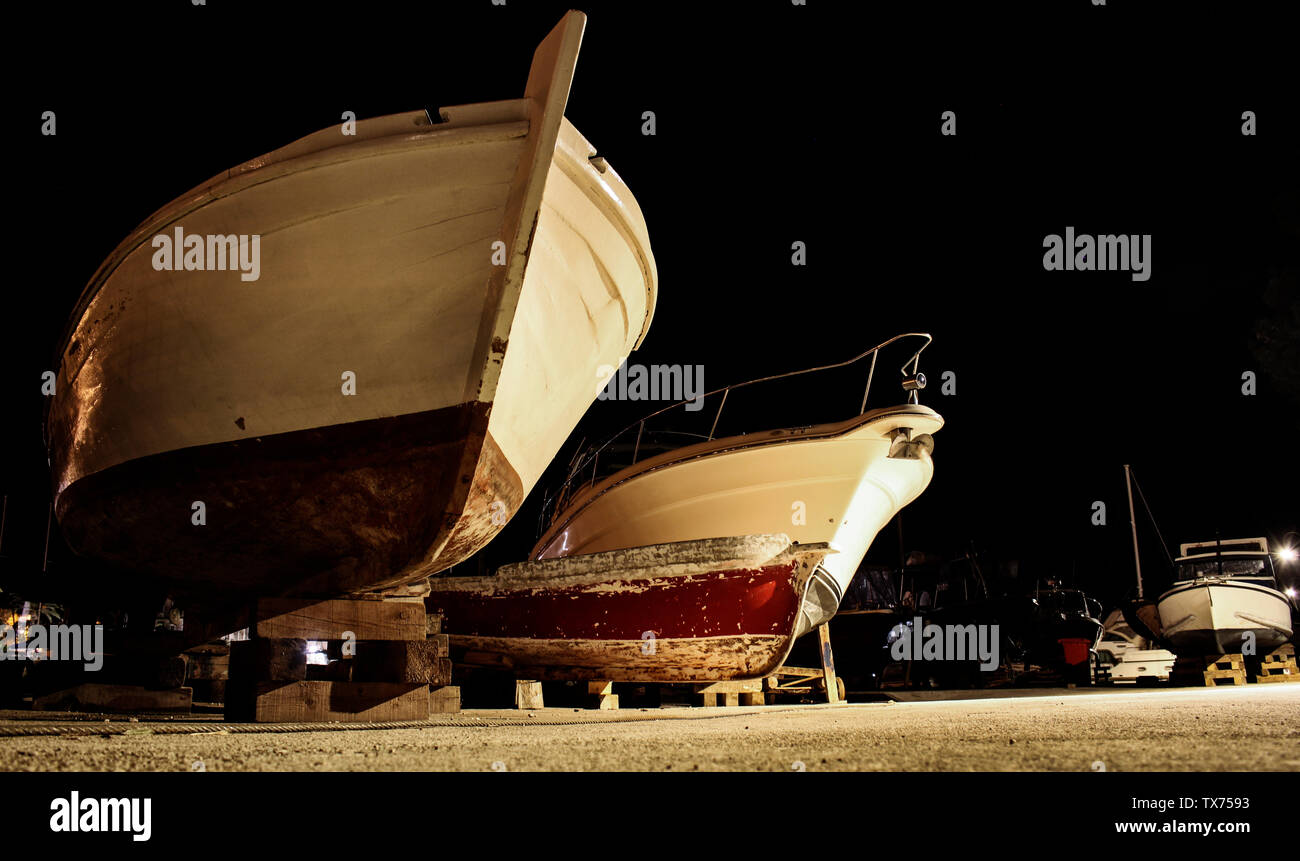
54, 402, 521, 616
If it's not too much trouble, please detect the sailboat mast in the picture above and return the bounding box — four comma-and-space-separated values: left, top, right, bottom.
1125, 464, 1144, 599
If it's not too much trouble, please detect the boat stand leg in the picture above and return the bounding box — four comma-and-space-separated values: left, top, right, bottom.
817, 622, 841, 703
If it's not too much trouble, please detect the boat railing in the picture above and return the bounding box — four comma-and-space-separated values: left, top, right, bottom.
537, 332, 933, 535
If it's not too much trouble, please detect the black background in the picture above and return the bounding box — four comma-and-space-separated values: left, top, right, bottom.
5, 771, 1291, 847
3, 1, 1298, 611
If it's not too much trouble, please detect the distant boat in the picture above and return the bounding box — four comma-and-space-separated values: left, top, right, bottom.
426, 534, 832, 681
532, 334, 943, 643
1008, 586, 1104, 676
1155, 538, 1293, 655
45, 12, 657, 614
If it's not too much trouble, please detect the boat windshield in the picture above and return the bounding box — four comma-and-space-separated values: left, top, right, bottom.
1035, 589, 1100, 618
1175, 556, 1273, 582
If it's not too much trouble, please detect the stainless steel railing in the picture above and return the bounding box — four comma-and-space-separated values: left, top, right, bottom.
537, 332, 933, 535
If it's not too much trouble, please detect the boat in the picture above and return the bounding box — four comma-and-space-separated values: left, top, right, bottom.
44, 12, 657, 615
532, 333, 943, 643
831, 549, 1008, 690
1095, 610, 1175, 684
426, 534, 831, 681
1155, 538, 1293, 655
1006, 586, 1104, 678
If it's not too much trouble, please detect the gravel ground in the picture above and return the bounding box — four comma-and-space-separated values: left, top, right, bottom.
2, 684, 1297, 772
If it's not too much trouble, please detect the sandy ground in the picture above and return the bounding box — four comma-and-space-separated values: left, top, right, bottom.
2, 684, 1297, 771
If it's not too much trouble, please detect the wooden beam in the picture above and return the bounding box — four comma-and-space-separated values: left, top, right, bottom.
252, 598, 425, 641
694, 679, 762, 694
33, 684, 192, 714
352, 641, 451, 685
226, 680, 428, 722
230, 638, 307, 682
430, 685, 461, 714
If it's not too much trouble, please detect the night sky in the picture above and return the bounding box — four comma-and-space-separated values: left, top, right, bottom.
4, 2, 1297, 611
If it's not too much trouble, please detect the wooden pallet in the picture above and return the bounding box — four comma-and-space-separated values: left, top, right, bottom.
1172, 653, 1248, 687
225, 597, 458, 721
1255, 646, 1299, 683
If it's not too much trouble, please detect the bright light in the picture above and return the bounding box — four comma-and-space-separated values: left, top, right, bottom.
1278, 546, 1298, 563
1286, 588, 1298, 598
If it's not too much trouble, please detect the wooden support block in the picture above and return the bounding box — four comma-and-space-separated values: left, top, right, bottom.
515, 680, 545, 709
226, 680, 428, 722
429, 634, 450, 658
430, 685, 461, 714
33, 684, 192, 714
230, 638, 307, 682
740, 691, 766, 706
584, 680, 618, 709
184, 640, 231, 657
191, 679, 227, 705
704, 692, 739, 707
695, 679, 762, 694
148, 655, 189, 690
352, 641, 451, 685
252, 598, 425, 641
426, 614, 443, 636
307, 659, 354, 682
185, 653, 230, 681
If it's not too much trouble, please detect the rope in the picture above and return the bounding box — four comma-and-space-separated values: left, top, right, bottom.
1129, 467, 1175, 567
0, 703, 851, 738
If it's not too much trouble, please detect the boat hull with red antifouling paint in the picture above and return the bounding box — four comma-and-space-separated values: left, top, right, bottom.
426, 534, 831, 681
530, 335, 942, 647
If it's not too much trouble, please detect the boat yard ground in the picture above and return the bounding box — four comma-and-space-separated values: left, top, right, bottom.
2, 684, 1297, 772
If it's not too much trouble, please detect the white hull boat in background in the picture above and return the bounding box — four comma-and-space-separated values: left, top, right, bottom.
1156, 538, 1293, 656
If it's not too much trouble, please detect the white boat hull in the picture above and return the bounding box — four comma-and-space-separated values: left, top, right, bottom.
1156, 580, 1293, 655
534, 404, 943, 634
46, 12, 658, 609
